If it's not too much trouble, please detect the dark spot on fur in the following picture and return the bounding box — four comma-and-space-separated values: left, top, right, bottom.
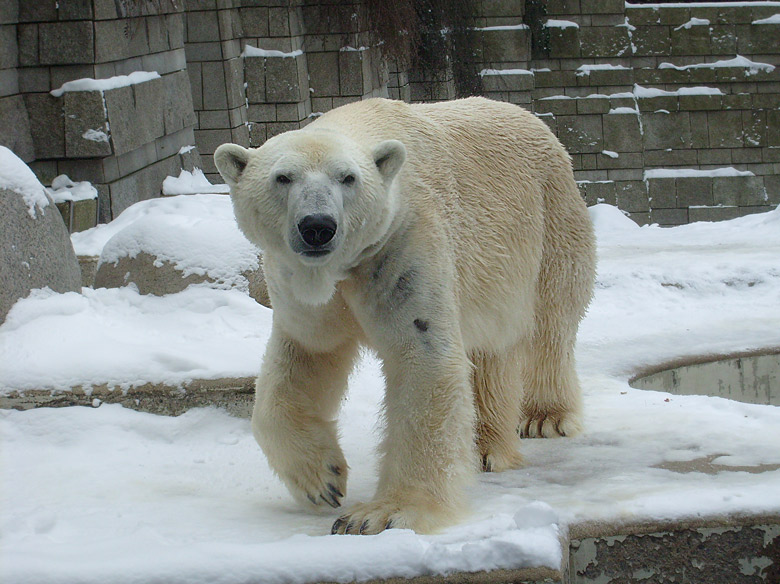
413, 318, 429, 332
392, 269, 415, 303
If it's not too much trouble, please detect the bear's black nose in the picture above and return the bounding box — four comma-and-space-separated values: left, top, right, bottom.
298, 214, 337, 247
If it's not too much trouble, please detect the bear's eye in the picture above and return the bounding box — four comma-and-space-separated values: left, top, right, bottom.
341, 174, 355, 185
276, 174, 291, 185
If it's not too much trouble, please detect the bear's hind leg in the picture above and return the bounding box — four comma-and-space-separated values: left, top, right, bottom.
519, 323, 583, 438
472, 349, 524, 472
252, 331, 359, 510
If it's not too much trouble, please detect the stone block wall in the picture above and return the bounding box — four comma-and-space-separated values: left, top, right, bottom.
1, 0, 778, 226
474, 0, 780, 225
1, 0, 200, 225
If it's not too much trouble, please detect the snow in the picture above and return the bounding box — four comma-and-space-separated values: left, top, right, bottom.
0, 145, 49, 218
2, 190, 780, 583
753, 13, 780, 24
480, 68, 533, 77
632, 84, 724, 98
644, 167, 755, 179
50, 71, 161, 97
544, 19, 579, 28
242, 45, 303, 58
82, 128, 109, 142
674, 17, 710, 31
601, 150, 619, 158
475, 24, 530, 31
162, 168, 230, 195
608, 106, 639, 115
659, 55, 775, 75
575, 63, 630, 76
45, 175, 98, 204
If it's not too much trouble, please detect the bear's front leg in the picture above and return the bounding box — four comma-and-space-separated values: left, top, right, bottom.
252, 328, 358, 510
334, 257, 477, 535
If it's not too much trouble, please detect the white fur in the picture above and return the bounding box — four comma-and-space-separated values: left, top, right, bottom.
214, 97, 596, 535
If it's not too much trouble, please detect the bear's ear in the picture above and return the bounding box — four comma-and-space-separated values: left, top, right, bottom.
214, 143, 250, 186
372, 140, 406, 183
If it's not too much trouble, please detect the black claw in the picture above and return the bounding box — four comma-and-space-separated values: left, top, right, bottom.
345, 521, 355, 534
328, 464, 342, 476
327, 482, 344, 499
306, 493, 317, 505
482, 455, 493, 472
320, 491, 341, 509
385, 520, 394, 530
331, 517, 346, 535
359, 520, 369, 535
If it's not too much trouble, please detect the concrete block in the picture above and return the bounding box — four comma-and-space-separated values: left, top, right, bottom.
643, 111, 691, 150
626, 6, 661, 26
268, 6, 291, 37
576, 97, 611, 115
636, 94, 678, 113
166, 13, 186, 49
0, 96, 34, 163
707, 110, 744, 149
556, 114, 603, 154
307, 51, 340, 96
133, 75, 166, 140
187, 9, 221, 43
18, 1, 56, 22
650, 207, 688, 225
223, 57, 245, 109
199, 110, 230, 129
688, 205, 742, 222
678, 94, 722, 111
164, 70, 197, 134
742, 110, 766, 148
644, 148, 698, 167
195, 128, 232, 155
579, 26, 630, 58
603, 111, 642, 153
147, 15, 169, 53
689, 111, 709, 149
243, 56, 266, 103
17, 68, 50, 94
710, 25, 737, 54
647, 177, 677, 208
24, 92, 65, 160
698, 149, 732, 166
201, 60, 228, 109
266, 54, 305, 102
580, 0, 624, 14
534, 69, 578, 88
615, 180, 650, 212
588, 67, 634, 87
0, 186, 82, 324
39, 21, 94, 65
676, 177, 713, 207
17, 24, 38, 67
482, 27, 531, 62
64, 90, 113, 158
546, 26, 580, 59
580, 180, 616, 206
94, 18, 149, 63
721, 93, 752, 110
240, 7, 269, 36
671, 25, 711, 56
338, 50, 364, 97
58, 0, 93, 21
116, 142, 157, 177
535, 97, 577, 116
0, 24, 16, 70
658, 6, 691, 26
769, 110, 780, 147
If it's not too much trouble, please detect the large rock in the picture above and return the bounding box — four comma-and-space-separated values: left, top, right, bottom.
0, 186, 82, 323
92, 200, 270, 307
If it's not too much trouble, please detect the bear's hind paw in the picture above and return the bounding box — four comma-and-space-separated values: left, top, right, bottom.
520, 412, 581, 438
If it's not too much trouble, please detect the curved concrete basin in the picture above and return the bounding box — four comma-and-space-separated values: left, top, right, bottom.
630, 351, 779, 406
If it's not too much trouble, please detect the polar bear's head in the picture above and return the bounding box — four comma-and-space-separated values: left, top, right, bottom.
214, 129, 406, 305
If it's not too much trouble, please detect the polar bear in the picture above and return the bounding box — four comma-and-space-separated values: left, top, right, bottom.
214, 97, 596, 535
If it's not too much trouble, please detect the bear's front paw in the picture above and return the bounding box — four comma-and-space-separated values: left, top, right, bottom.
520, 411, 581, 438
280, 455, 347, 510
330, 492, 457, 535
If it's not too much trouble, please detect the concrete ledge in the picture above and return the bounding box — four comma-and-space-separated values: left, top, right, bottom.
0, 377, 256, 418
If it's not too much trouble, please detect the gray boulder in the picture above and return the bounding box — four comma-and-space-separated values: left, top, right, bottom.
0, 187, 82, 324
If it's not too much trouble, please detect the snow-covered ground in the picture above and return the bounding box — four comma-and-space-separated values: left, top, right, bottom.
2, 180, 780, 582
